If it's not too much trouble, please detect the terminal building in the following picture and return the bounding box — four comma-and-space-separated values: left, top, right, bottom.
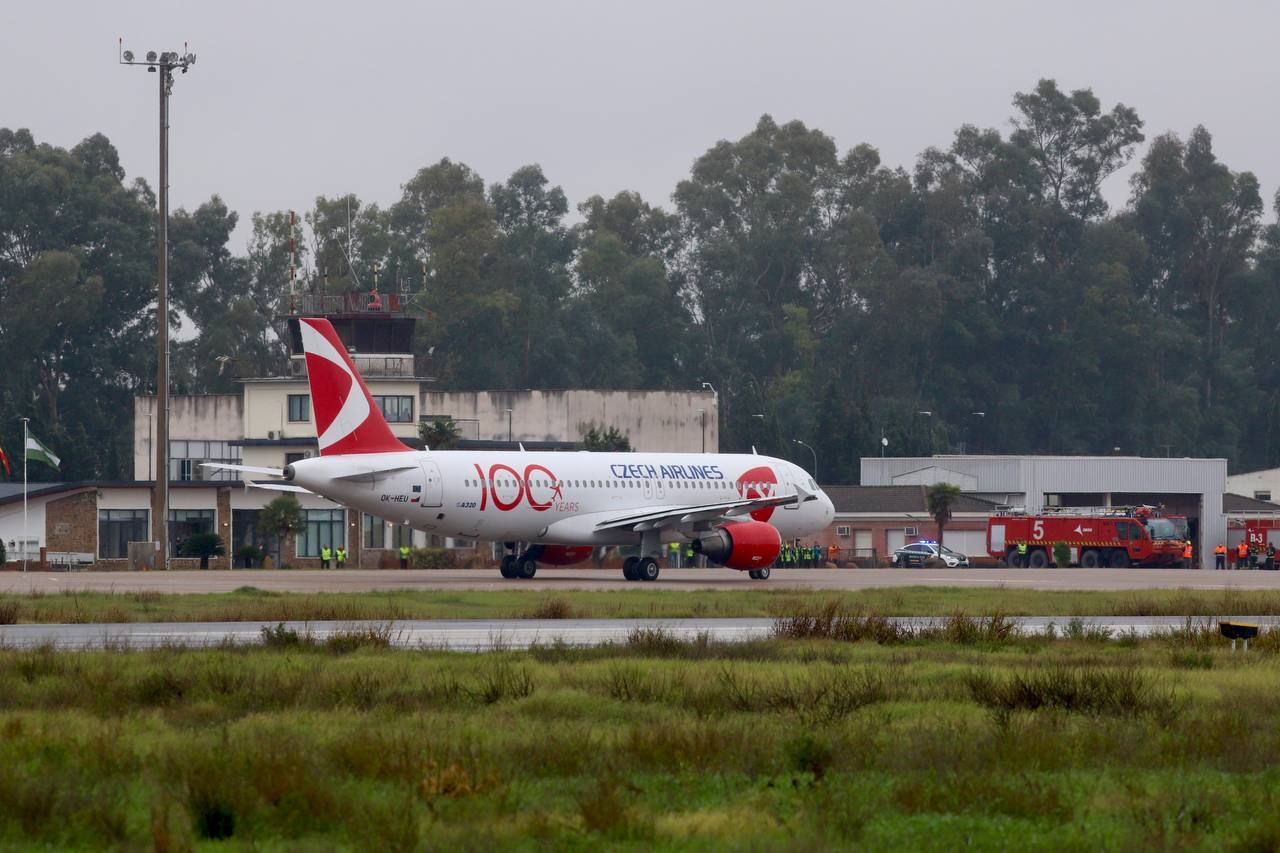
0, 295, 717, 569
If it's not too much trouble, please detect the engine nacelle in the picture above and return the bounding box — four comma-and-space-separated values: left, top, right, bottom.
535, 544, 595, 566
692, 521, 781, 570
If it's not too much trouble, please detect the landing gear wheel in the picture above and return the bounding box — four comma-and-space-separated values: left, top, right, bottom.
637, 557, 660, 582
517, 558, 538, 579
1109, 549, 1130, 568
499, 555, 517, 579
756, 567, 770, 580
622, 556, 640, 581
749, 570, 760, 580
1080, 549, 1101, 569
1028, 549, 1049, 569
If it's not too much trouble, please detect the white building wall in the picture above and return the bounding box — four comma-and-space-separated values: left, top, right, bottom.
1226, 468, 1280, 501
863, 455, 1228, 569
0, 501, 47, 552
421, 390, 718, 453
134, 395, 242, 479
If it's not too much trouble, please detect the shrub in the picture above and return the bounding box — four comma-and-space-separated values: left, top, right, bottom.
410, 548, 458, 570
1053, 541, 1071, 567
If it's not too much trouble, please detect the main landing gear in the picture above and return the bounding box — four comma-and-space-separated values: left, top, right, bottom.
499, 544, 538, 580
748, 567, 771, 580
622, 555, 661, 582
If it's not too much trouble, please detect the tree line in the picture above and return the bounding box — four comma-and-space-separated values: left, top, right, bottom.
3, 78, 1279, 484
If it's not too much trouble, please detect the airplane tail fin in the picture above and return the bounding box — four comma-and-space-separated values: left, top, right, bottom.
298, 318, 409, 456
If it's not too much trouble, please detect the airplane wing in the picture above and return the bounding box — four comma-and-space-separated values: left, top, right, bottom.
593, 483, 816, 532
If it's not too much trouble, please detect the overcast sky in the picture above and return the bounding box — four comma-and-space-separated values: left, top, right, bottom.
5, 0, 1278, 251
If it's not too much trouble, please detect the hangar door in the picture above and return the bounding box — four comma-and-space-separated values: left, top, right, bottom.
941, 529, 986, 557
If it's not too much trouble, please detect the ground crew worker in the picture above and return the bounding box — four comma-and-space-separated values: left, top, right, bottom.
802, 545, 813, 567
1182, 541, 1193, 570
667, 541, 680, 568
335, 547, 346, 569
1268, 543, 1276, 572
828, 542, 840, 567
1214, 543, 1227, 570
1237, 541, 1249, 570
685, 542, 695, 567
1016, 542, 1028, 568
320, 545, 332, 569
399, 544, 411, 569
815, 544, 826, 567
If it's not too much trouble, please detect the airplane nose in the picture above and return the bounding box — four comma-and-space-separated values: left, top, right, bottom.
822, 492, 834, 525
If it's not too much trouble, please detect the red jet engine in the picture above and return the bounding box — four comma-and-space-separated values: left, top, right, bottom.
693, 521, 782, 570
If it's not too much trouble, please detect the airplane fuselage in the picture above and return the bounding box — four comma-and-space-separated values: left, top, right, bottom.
286, 449, 835, 546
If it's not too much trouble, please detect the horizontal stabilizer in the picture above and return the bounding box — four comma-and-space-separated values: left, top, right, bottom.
201, 462, 285, 478
248, 481, 312, 494
331, 465, 418, 483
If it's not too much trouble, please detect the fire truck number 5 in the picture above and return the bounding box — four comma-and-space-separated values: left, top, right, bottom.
1032, 520, 1044, 540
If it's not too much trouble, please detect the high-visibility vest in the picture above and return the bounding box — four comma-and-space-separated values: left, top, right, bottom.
1215, 545, 1227, 556
668, 542, 679, 553
1183, 543, 1193, 559
321, 546, 332, 560
1238, 543, 1249, 558
336, 548, 346, 560
399, 546, 411, 558
1017, 543, 1028, 555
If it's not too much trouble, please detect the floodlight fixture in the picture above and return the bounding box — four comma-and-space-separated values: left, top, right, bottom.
122, 49, 134, 62
146, 50, 157, 62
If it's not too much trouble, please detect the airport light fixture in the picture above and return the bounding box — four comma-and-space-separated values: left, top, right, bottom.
119, 39, 196, 568
792, 439, 817, 481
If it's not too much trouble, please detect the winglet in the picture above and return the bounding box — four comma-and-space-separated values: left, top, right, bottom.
298, 318, 409, 456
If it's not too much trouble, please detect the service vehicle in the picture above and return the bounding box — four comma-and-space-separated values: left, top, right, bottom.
986, 506, 1184, 568
892, 541, 971, 568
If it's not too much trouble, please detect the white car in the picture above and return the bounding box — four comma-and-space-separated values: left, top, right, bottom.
892, 542, 971, 568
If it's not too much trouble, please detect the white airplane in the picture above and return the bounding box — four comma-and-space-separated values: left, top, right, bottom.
208, 318, 835, 581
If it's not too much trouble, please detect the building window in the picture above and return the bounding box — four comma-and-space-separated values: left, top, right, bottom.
288, 394, 311, 422
836, 525, 851, 537
98, 510, 148, 559
285, 452, 307, 466
363, 513, 388, 549
168, 439, 241, 482
298, 509, 345, 557
393, 524, 414, 549
373, 395, 414, 423
1256, 491, 1272, 502
169, 509, 215, 558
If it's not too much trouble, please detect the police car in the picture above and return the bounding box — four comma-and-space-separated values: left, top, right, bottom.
892, 541, 971, 568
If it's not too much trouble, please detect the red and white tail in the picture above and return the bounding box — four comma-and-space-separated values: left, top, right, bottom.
298, 318, 408, 456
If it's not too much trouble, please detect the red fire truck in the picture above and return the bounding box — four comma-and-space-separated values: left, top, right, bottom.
986, 506, 1185, 568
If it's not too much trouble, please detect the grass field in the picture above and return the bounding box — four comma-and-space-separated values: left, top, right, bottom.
3, 621, 1280, 849
4, 585, 1280, 625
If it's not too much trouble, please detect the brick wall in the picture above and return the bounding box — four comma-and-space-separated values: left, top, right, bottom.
46, 489, 98, 555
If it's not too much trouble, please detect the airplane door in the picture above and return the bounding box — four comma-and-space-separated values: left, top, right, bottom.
419, 460, 443, 507
782, 469, 799, 510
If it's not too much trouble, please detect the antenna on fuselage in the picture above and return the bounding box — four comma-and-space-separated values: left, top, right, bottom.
518, 442, 526, 452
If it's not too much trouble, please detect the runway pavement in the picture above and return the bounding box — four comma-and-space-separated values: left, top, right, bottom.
0, 615, 1269, 650
1, 567, 1280, 593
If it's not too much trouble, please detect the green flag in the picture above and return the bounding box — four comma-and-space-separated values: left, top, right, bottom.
24, 434, 60, 469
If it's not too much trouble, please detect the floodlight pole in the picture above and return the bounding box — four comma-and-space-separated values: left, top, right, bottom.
120, 41, 196, 570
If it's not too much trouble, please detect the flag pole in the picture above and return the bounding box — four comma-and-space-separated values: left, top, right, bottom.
21, 417, 28, 573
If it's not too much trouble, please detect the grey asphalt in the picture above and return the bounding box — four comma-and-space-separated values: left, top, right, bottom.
1, 567, 1279, 593
0, 615, 1267, 650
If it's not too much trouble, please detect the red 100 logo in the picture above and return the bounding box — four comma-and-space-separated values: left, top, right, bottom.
473, 463, 562, 512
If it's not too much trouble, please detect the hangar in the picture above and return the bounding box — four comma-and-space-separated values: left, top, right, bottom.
861, 455, 1227, 569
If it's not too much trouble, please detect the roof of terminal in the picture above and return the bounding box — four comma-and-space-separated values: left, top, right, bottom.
825, 485, 1001, 515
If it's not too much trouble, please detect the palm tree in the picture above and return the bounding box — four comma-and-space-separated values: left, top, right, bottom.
926, 482, 962, 554
420, 417, 462, 450
258, 495, 305, 567
179, 532, 226, 570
